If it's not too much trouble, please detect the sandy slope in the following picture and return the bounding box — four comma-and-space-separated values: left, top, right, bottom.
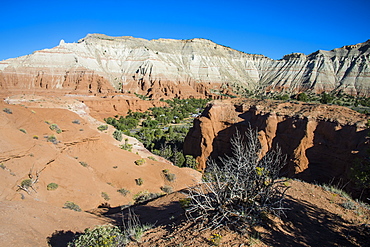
0, 94, 201, 246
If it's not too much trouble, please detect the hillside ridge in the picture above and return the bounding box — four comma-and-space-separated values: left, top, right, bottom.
0, 34, 369, 97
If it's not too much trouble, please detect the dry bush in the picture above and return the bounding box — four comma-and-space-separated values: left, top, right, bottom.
185, 128, 288, 229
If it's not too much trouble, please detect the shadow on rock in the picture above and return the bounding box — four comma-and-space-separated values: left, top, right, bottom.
47, 230, 78, 247
262, 195, 369, 247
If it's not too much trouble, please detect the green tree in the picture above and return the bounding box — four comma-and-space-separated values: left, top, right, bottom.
297, 92, 308, 102
320, 92, 334, 104
112, 130, 123, 141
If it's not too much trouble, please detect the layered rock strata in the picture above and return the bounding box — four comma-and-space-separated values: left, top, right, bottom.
183, 99, 369, 183
0, 34, 369, 97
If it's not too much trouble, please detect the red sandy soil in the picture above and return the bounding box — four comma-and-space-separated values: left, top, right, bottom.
0, 94, 200, 246
1, 94, 369, 246
120, 179, 370, 247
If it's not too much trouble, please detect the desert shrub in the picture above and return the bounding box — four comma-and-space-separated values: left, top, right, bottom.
33, 135, 39, 139
117, 188, 130, 196
160, 185, 173, 194
46, 135, 58, 144
21, 179, 32, 188
101, 192, 110, 201
67, 225, 125, 247
162, 170, 176, 182
185, 128, 288, 229
134, 159, 146, 166
49, 124, 62, 134
112, 130, 123, 141
0, 163, 5, 170
97, 125, 108, 131
79, 161, 88, 167
133, 191, 162, 204
135, 178, 143, 186
3, 108, 12, 114
49, 123, 59, 131
341, 200, 357, 210
179, 198, 191, 209
122, 209, 153, 242
47, 183, 59, 191
148, 156, 157, 161
209, 233, 222, 246
19, 128, 27, 134
63, 201, 81, 212
72, 119, 81, 124
322, 184, 351, 200
120, 138, 133, 152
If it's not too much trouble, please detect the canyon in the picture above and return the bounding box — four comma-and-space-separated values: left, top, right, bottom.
183, 99, 369, 190
0, 34, 369, 98
0, 34, 369, 245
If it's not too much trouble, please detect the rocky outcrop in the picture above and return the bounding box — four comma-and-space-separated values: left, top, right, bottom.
183, 99, 369, 183
1, 34, 369, 97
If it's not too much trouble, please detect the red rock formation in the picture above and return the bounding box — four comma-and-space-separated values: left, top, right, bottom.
1, 34, 369, 98
81, 95, 168, 120
184, 99, 369, 183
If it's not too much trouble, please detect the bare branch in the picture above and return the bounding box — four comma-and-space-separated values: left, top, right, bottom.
185, 128, 288, 229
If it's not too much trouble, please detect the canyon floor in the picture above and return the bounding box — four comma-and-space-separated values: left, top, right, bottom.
0, 94, 369, 246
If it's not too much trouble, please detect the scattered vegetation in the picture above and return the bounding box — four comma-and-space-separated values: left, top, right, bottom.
179, 198, 191, 209
72, 119, 81, 124
46, 135, 59, 144
120, 138, 133, 152
3, 108, 12, 114
97, 125, 108, 131
134, 158, 146, 166
47, 183, 59, 191
19, 128, 27, 134
322, 184, 351, 200
112, 130, 123, 141
135, 178, 143, 186
209, 233, 222, 246
133, 190, 162, 204
16, 168, 40, 194
21, 179, 32, 188
117, 188, 130, 196
160, 185, 173, 194
162, 169, 176, 182
256, 90, 370, 114
0, 163, 5, 170
105, 98, 210, 168
63, 201, 81, 212
67, 225, 124, 247
185, 129, 288, 229
49, 123, 62, 134
101, 192, 110, 201
147, 156, 157, 161
33, 135, 39, 139
79, 161, 88, 167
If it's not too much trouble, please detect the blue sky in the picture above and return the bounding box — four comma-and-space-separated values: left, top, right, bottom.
1, 0, 369, 61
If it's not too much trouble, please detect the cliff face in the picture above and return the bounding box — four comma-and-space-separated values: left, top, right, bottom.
183, 99, 368, 183
0, 34, 369, 97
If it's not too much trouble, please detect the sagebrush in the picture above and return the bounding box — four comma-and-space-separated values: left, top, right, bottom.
185, 128, 288, 229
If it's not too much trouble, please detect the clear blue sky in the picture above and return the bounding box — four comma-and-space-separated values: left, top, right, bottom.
1, 0, 369, 61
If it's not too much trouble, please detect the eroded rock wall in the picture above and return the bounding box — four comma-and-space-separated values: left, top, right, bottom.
184, 99, 369, 183
1, 34, 369, 97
